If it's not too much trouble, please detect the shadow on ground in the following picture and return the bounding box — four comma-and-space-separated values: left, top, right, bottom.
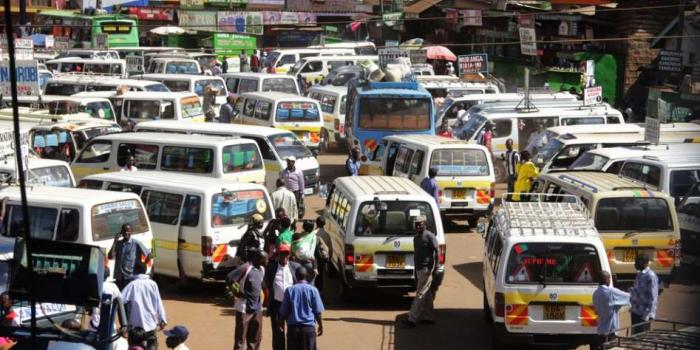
453, 262, 484, 292
393, 308, 493, 350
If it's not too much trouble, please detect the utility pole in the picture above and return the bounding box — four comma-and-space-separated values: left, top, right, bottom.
19, 0, 26, 37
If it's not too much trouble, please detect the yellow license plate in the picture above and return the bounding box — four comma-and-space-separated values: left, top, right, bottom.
622, 249, 637, 262
543, 304, 565, 320
453, 189, 467, 200
386, 254, 405, 269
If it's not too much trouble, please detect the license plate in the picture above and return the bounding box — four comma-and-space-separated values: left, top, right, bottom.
622, 249, 637, 262
385, 254, 405, 269
304, 187, 313, 195
453, 189, 466, 200
543, 304, 565, 320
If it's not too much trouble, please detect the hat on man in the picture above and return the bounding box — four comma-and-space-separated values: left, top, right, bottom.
164, 325, 189, 341
285, 155, 296, 162
278, 244, 291, 253
413, 215, 427, 223
251, 213, 264, 223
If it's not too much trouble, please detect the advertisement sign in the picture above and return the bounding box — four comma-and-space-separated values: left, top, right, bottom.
44, 35, 54, 48
0, 60, 41, 97
128, 8, 175, 21
458, 54, 488, 74
14, 39, 34, 60
378, 48, 409, 68
645, 117, 660, 144
180, 0, 205, 9
409, 49, 427, 64
583, 86, 603, 106
518, 15, 537, 56
382, 12, 403, 27
93, 33, 109, 50
262, 11, 316, 25
461, 9, 482, 26
217, 12, 264, 35
658, 50, 683, 73
179, 11, 217, 32
54, 37, 72, 50
213, 33, 257, 58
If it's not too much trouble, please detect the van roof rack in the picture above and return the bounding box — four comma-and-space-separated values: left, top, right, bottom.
373, 190, 411, 195
496, 193, 597, 237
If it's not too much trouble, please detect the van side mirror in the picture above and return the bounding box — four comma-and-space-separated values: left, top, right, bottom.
476, 219, 487, 237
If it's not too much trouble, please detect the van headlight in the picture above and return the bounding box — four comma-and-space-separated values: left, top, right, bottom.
315, 168, 320, 178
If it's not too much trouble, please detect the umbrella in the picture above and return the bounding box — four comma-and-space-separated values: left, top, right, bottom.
424, 45, 457, 61
150, 26, 186, 36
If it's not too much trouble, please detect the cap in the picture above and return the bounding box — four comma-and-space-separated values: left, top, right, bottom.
164, 325, 189, 341
285, 156, 297, 162
251, 213, 264, 223
278, 244, 291, 253
413, 215, 427, 223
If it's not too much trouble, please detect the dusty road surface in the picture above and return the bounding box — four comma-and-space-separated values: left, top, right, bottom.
156, 153, 700, 350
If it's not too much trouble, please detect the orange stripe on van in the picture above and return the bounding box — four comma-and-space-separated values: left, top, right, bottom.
355, 255, 374, 272
476, 190, 490, 205
506, 304, 528, 326
580, 305, 598, 327
213, 244, 228, 264
656, 250, 673, 267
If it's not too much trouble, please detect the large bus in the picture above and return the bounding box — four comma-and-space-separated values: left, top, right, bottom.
344, 80, 435, 175
35, 10, 139, 48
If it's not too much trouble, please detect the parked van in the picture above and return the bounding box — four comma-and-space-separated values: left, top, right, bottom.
134, 121, 321, 193
266, 48, 355, 74
481, 197, 607, 348
531, 171, 680, 286
46, 57, 127, 78
415, 75, 501, 98
618, 153, 700, 202
288, 55, 379, 83
111, 91, 206, 123
223, 73, 300, 97
3, 96, 117, 122
0, 157, 75, 187
235, 92, 324, 152
79, 171, 274, 284
677, 183, 700, 267
71, 132, 265, 184
44, 76, 169, 96
29, 119, 122, 162
569, 143, 700, 174
0, 186, 153, 277
321, 176, 446, 297
377, 135, 494, 225
134, 74, 227, 111
307, 85, 347, 150
308, 41, 377, 55
146, 57, 202, 75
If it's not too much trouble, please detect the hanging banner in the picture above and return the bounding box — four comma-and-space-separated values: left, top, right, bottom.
217, 12, 264, 35
518, 15, 537, 56
461, 9, 482, 26
458, 53, 488, 74
180, 0, 205, 8
14, 39, 34, 60
128, 8, 175, 21
382, 12, 403, 27
179, 11, 217, 32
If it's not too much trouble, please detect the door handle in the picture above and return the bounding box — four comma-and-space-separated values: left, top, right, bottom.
102, 167, 110, 170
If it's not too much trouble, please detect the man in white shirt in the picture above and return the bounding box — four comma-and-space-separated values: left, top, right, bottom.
271, 178, 298, 222
121, 156, 138, 172
122, 262, 167, 350
264, 244, 301, 350
90, 267, 128, 350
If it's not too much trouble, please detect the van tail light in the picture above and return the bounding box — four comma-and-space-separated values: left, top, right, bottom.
495, 292, 505, 317
438, 244, 446, 265
202, 236, 213, 257
344, 244, 354, 266
489, 182, 496, 199
438, 189, 443, 204
334, 119, 339, 131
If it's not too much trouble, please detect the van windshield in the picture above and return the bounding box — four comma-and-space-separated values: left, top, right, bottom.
276, 102, 320, 122
268, 133, 312, 159
430, 149, 490, 176
211, 190, 272, 227
461, 115, 486, 140
535, 139, 564, 165
595, 197, 673, 232
145, 83, 169, 92
262, 78, 298, 94
166, 62, 199, 74
569, 153, 610, 171
27, 166, 73, 187
44, 83, 85, 96
506, 243, 602, 285
91, 199, 149, 241
355, 201, 435, 236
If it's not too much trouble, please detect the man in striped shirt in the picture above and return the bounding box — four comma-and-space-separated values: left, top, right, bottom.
502, 138, 520, 196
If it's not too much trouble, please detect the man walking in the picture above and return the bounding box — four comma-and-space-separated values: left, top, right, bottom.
404, 216, 438, 328
228, 250, 268, 350
279, 156, 305, 220
122, 262, 167, 350
271, 178, 298, 222
630, 254, 658, 334
237, 214, 266, 263
420, 168, 439, 205
345, 148, 360, 176
264, 244, 301, 350
502, 138, 520, 195
592, 271, 630, 350
108, 224, 151, 289
279, 267, 324, 350
219, 95, 237, 124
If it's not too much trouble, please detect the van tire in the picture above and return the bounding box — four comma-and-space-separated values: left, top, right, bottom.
483, 292, 492, 323
494, 162, 506, 183
320, 129, 331, 153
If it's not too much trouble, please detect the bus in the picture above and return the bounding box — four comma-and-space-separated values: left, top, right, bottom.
345, 80, 435, 175
35, 10, 139, 48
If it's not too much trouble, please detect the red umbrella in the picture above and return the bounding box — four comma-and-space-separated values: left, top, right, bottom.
424, 45, 457, 61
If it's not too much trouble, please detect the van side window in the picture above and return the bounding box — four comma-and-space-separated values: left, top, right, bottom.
320, 94, 336, 114
244, 99, 256, 117
254, 102, 271, 121
491, 238, 503, 275
180, 195, 201, 227
544, 183, 563, 202
3, 205, 57, 240
161, 146, 214, 174
607, 116, 622, 124
239, 79, 258, 93
606, 161, 623, 174
106, 182, 143, 195
79, 179, 104, 189
409, 150, 424, 176
127, 100, 160, 120
394, 147, 414, 174
330, 192, 340, 218
76, 140, 112, 163
493, 120, 512, 138
117, 143, 159, 169
277, 55, 296, 67
246, 137, 275, 160
338, 197, 349, 230
141, 190, 183, 225
56, 209, 80, 241
226, 78, 239, 94
621, 163, 661, 187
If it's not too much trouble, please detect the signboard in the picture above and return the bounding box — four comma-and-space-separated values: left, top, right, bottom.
0, 60, 40, 97
44, 35, 54, 48
179, 11, 217, 32
409, 49, 427, 64
382, 12, 403, 27
126, 56, 145, 73
128, 8, 175, 21
249, 0, 285, 5
645, 117, 660, 144
93, 33, 109, 50
658, 50, 683, 73
180, 0, 205, 9
217, 12, 264, 35
457, 54, 488, 74
14, 39, 34, 60
518, 15, 537, 56
0, 128, 29, 159
262, 11, 316, 25
54, 37, 72, 50
213, 33, 257, 58
461, 9, 482, 26
583, 86, 603, 106
385, 40, 399, 48
378, 48, 409, 68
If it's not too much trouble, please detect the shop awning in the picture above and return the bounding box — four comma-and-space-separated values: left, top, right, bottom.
405, 0, 443, 15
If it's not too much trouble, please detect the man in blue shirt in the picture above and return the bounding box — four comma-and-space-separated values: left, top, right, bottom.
279, 267, 324, 350
420, 168, 440, 205
346, 147, 360, 176
108, 224, 151, 290
630, 253, 658, 334
592, 271, 630, 350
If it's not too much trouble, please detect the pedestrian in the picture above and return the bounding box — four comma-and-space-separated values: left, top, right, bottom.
251, 51, 261, 73
271, 178, 298, 222
121, 262, 167, 350
222, 57, 229, 74
264, 244, 302, 350
512, 151, 539, 202
128, 326, 148, 350
211, 61, 223, 77
89, 267, 122, 330
164, 325, 190, 350
297, 74, 307, 95
108, 224, 151, 290
629, 253, 658, 335
502, 138, 520, 196
291, 221, 326, 286
278, 267, 324, 350
479, 122, 493, 153
311, 217, 331, 297
121, 156, 138, 172
0, 292, 20, 328
228, 250, 268, 350
420, 168, 440, 205
240, 50, 250, 72
275, 217, 294, 249
236, 214, 266, 263
203, 84, 219, 118
279, 156, 305, 220
591, 271, 630, 350
403, 215, 438, 328
437, 119, 452, 138
525, 123, 548, 154
219, 95, 237, 124
263, 208, 287, 255
345, 148, 360, 176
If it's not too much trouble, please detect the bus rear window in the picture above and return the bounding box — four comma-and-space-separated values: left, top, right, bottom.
27, 166, 74, 187
359, 98, 431, 131
211, 190, 271, 227
91, 199, 148, 241
355, 201, 435, 236
430, 149, 489, 176
163, 80, 190, 92
161, 146, 213, 174
276, 102, 320, 122
262, 78, 297, 94
595, 197, 673, 231
223, 144, 263, 173
506, 243, 601, 284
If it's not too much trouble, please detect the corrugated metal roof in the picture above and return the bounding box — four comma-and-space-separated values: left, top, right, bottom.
405, 0, 443, 14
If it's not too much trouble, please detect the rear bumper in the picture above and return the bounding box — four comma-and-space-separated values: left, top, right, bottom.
343, 270, 445, 292
201, 261, 236, 281
440, 207, 489, 217
494, 322, 598, 346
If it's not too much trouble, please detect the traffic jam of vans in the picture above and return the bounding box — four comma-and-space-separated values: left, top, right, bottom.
0, 33, 698, 350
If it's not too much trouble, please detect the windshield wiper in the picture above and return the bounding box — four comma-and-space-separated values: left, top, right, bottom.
622, 231, 643, 239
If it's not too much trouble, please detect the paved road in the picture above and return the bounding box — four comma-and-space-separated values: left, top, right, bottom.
156, 153, 700, 349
